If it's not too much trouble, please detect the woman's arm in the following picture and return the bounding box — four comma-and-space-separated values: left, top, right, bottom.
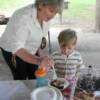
15, 48, 54, 68
15, 48, 41, 65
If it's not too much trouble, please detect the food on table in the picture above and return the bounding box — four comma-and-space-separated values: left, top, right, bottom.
50, 79, 64, 90
74, 66, 100, 100
94, 96, 100, 100
74, 90, 93, 100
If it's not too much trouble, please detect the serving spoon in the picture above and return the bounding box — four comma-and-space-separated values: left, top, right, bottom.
52, 65, 57, 79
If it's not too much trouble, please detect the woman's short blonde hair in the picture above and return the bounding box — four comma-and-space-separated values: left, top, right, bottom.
35, 0, 64, 13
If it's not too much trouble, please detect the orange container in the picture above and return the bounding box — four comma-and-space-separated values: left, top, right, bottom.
35, 68, 46, 77
35, 68, 48, 87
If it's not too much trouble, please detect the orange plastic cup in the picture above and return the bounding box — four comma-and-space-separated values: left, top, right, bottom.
35, 68, 46, 77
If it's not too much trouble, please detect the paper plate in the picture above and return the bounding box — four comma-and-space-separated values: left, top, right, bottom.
31, 86, 57, 100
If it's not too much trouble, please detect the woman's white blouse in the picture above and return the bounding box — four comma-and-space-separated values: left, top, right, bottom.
0, 4, 49, 54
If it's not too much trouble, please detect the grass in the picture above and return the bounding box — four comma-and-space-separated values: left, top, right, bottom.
0, 0, 30, 9
63, 0, 96, 20
0, 0, 96, 20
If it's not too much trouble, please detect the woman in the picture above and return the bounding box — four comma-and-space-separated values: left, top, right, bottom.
0, 0, 64, 80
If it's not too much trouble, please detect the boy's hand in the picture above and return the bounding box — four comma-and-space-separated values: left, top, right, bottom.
40, 56, 54, 69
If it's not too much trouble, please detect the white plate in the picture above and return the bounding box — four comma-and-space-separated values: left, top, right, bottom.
31, 86, 57, 100
52, 87, 63, 100
48, 78, 69, 90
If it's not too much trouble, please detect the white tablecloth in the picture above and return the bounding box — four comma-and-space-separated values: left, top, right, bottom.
0, 80, 36, 100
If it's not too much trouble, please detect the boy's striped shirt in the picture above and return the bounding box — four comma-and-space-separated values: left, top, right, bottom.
52, 50, 84, 79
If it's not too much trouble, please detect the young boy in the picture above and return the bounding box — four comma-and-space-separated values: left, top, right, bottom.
52, 29, 84, 99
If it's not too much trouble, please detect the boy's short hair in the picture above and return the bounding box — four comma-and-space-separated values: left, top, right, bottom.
58, 29, 77, 45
